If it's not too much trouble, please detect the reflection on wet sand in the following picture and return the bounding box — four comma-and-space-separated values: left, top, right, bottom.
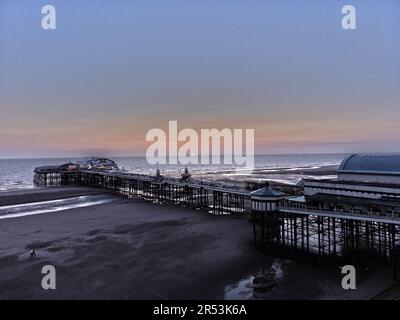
0, 195, 116, 220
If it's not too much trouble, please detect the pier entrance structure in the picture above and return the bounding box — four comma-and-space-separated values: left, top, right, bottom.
252, 154, 400, 278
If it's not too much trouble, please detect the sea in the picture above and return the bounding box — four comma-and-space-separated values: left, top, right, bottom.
0, 154, 346, 192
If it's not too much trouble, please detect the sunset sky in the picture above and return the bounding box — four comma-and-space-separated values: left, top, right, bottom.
0, 0, 399, 158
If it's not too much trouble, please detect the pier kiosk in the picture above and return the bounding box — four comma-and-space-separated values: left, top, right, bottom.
251, 185, 286, 249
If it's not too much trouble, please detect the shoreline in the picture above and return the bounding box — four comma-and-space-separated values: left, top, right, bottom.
0, 164, 339, 194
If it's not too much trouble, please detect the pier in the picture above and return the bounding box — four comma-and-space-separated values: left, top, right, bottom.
34, 165, 250, 215
34, 154, 400, 279
252, 200, 400, 262
250, 154, 400, 279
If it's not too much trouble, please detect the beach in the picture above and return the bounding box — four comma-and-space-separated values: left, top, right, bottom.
0, 187, 395, 299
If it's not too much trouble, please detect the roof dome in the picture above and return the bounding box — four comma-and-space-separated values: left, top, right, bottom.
250, 186, 285, 197
339, 154, 400, 174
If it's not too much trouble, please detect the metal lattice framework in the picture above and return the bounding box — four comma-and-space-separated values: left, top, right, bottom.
34, 170, 250, 215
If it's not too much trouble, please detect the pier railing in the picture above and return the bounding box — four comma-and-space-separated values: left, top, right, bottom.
279, 199, 400, 224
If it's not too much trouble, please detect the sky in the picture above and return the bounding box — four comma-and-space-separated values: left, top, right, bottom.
0, 0, 399, 158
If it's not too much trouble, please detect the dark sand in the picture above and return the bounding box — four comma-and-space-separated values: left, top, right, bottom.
0, 187, 395, 299
0, 187, 107, 206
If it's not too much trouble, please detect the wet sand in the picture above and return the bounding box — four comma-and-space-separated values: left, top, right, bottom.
0, 187, 395, 299
0, 187, 108, 206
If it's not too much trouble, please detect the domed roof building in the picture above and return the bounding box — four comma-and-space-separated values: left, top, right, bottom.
303, 154, 400, 201
339, 154, 400, 173
338, 154, 400, 185
250, 185, 286, 213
